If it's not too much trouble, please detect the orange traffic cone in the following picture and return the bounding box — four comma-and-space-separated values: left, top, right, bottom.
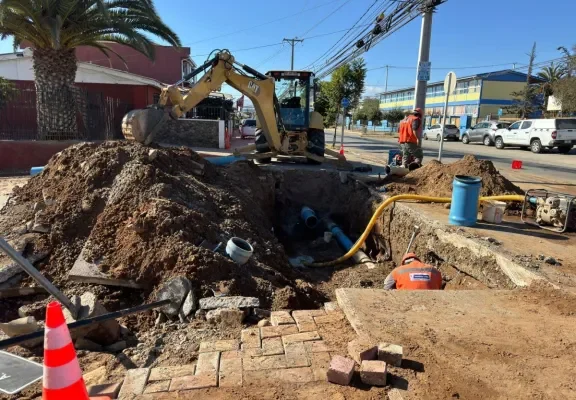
339, 145, 345, 155
43, 301, 89, 400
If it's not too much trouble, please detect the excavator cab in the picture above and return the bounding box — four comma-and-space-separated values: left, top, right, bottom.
267, 71, 313, 132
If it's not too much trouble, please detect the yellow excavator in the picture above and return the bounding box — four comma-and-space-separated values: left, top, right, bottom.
122, 50, 345, 165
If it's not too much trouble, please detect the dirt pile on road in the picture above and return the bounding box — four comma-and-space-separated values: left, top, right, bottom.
0, 142, 321, 310
386, 155, 524, 197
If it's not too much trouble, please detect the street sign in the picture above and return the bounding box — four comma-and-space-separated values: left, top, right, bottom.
417, 61, 431, 81
498, 108, 503, 116
443, 71, 457, 95
0, 351, 43, 395
341, 98, 350, 108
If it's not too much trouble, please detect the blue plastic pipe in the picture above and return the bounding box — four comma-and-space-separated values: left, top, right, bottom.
30, 166, 44, 176
448, 175, 482, 226
325, 219, 375, 267
300, 206, 319, 229
205, 155, 246, 165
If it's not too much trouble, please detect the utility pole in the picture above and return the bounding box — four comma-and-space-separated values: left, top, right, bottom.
283, 37, 304, 70
413, 7, 433, 114
384, 65, 389, 93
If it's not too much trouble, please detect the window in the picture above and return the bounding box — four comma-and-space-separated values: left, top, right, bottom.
455, 80, 469, 94
497, 123, 510, 129
182, 59, 195, 82
521, 121, 532, 129
556, 119, 576, 129
509, 121, 522, 130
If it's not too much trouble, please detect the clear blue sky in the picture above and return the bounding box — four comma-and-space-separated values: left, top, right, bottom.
2, 0, 574, 100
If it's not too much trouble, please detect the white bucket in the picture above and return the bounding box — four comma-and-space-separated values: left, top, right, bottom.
226, 237, 254, 265
482, 201, 506, 224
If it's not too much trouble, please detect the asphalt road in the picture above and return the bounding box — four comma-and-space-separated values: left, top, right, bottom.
328, 132, 576, 185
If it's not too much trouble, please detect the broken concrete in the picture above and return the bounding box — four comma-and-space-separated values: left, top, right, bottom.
199, 296, 260, 310
63, 292, 121, 346
157, 276, 192, 316
76, 338, 104, 352
180, 289, 197, 317
0, 316, 42, 347
206, 308, 245, 326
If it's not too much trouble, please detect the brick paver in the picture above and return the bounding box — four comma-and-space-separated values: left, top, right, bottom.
378, 343, 403, 367
169, 373, 218, 391
243, 354, 288, 371
261, 337, 284, 356
219, 358, 243, 387
292, 312, 317, 333
199, 339, 239, 353
260, 324, 299, 338
314, 312, 345, 324
149, 365, 195, 381
241, 328, 261, 349
270, 310, 295, 326
327, 355, 355, 386
348, 338, 378, 364
284, 341, 310, 368
196, 351, 221, 374
118, 368, 150, 399
221, 350, 242, 359
360, 360, 387, 386
282, 331, 321, 345
143, 380, 170, 394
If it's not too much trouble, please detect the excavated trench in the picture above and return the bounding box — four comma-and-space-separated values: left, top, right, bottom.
272, 169, 515, 296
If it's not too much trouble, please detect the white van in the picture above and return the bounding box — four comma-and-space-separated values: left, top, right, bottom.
494, 118, 576, 153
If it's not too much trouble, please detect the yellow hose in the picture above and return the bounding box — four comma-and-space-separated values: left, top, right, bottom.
305, 194, 525, 267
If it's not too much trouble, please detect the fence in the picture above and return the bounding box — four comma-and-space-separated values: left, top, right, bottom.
183, 105, 232, 121
0, 86, 133, 141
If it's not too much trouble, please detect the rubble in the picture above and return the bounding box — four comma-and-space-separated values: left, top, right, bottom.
206, 308, 245, 326
76, 337, 104, 352
0, 316, 43, 347
63, 291, 121, 345
199, 296, 260, 310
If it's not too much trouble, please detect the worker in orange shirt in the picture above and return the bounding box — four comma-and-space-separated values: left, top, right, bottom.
383, 252, 443, 290
398, 108, 424, 168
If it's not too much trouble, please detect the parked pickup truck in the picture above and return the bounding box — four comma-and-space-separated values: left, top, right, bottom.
494, 118, 576, 153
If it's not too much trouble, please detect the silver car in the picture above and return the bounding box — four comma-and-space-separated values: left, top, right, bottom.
462, 121, 510, 146
423, 124, 460, 141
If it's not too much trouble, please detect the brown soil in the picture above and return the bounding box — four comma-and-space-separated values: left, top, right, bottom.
386, 155, 524, 198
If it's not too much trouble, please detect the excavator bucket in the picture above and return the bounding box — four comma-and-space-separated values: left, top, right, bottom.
122, 108, 166, 144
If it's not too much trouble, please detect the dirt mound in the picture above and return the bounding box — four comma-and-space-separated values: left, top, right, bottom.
386, 155, 524, 197
0, 142, 323, 313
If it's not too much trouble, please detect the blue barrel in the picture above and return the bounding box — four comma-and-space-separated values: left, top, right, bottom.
448, 175, 482, 226
388, 150, 401, 165
30, 166, 45, 176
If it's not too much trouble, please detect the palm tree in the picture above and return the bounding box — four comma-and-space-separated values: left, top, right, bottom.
0, 0, 181, 139
537, 62, 566, 99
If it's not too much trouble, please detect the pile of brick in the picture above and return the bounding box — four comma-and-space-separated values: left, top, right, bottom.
326, 337, 403, 387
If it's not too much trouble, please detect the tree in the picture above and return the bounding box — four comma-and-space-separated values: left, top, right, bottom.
505, 42, 542, 118
0, 0, 181, 139
547, 45, 576, 114
0, 77, 18, 109
353, 97, 381, 125
382, 108, 405, 132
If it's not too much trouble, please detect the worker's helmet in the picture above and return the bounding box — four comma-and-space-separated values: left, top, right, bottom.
401, 252, 420, 265
413, 108, 422, 115
309, 111, 324, 130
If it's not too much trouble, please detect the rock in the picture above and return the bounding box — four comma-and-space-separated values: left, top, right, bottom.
63, 292, 121, 346
83, 365, 107, 386
0, 317, 42, 348
443, 203, 451, 209
25, 220, 34, 232
105, 340, 127, 352
206, 308, 245, 326
199, 296, 259, 310
257, 318, 271, 327
157, 277, 192, 316
0, 264, 21, 284
33, 201, 45, 213
42, 189, 55, 206
148, 149, 159, 161
18, 303, 46, 320
155, 312, 167, 327
544, 256, 559, 265
181, 290, 197, 317
75, 338, 103, 352
481, 236, 500, 245
195, 309, 206, 320
538, 254, 545, 261
81, 199, 93, 212
12, 225, 28, 234
31, 222, 50, 233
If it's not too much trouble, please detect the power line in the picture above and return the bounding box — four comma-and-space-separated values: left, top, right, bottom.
182, 0, 343, 46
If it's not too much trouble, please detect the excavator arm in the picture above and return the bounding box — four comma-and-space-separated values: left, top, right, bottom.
122, 51, 282, 150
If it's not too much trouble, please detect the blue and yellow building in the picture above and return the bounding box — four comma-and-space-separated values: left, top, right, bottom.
379, 70, 544, 130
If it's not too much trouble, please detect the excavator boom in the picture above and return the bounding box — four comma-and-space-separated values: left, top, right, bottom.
122, 51, 282, 150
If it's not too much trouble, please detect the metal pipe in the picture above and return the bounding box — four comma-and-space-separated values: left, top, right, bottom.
0, 299, 171, 349
0, 237, 78, 317
300, 206, 319, 229
325, 219, 376, 268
